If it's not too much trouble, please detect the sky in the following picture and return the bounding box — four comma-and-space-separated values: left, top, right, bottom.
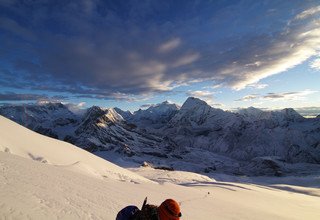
0, 0, 320, 116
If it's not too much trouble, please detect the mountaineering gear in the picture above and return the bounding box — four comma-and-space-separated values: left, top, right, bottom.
116, 197, 181, 220
132, 197, 159, 220
116, 205, 139, 220
134, 204, 159, 220
158, 199, 181, 220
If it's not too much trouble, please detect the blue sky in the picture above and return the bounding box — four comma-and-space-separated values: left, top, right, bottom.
0, 0, 320, 115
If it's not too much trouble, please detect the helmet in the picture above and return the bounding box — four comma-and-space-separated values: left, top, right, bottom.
158, 199, 181, 220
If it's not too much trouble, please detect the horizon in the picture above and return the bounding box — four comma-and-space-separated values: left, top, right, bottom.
1, 1, 320, 115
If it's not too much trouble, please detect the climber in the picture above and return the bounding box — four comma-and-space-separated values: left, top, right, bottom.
116, 197, 182, 220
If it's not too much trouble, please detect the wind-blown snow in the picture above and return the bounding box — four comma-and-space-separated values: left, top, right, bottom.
1, 116, 320, 219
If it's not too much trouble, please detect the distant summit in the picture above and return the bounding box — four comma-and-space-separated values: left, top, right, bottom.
181, 97, 208, 110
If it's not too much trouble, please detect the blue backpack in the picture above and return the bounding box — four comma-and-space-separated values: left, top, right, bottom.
116, 198, 149, 220
116, 205, 139, 220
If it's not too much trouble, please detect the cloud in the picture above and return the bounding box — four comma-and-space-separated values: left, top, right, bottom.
247, 83, 269, 89
186, 4, 320, 90
186, 90, 217, 105
295, 106, 320, 117
158, 38, 181, 53
0, 92, 66, 102
263, 90, 318, 101
310, 58, 320, 70
223, 14, 320, 90
1, 1, 320, 100
140, 104, 154, 109
64, 102, 87, 115
0, 17, 35, 41
171, 53, 200, 68
0, 93, 46, 101
236, 90, 318, 102
235, 94, 259, 101
295, 5, 320, 20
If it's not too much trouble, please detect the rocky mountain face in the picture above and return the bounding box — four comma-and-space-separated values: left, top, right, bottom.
0, 103, 79, 139
64, 106, 171, 158
123, 101, 180, 130
0, 103, 174, 159
163, 98, 320, 164
1, 98, 320, 176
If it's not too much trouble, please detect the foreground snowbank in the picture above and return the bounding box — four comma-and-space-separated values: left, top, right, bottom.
1, 116, 320, 219
2, 152, 320, 220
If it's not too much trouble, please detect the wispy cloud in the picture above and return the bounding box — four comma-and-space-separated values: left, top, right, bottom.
310, 57, 320, 70
226, 10, 320, 90
295, 5, 320, 20
171, 53, 200, 68
236, 90, 318, 102
140, 104, 153, 109
235, 94, 259, 101
263, 90, 318, 101
64, 102, 87, 115
158, 38, 181, 53
247, 83, 269, 89
295, 106, 320, 117
186, 90, 218, 106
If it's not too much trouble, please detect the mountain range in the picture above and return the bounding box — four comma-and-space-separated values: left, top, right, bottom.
1, 97, 320, 176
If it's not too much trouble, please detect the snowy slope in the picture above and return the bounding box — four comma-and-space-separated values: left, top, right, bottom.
0, 115, 150, 182
1, 116, 320, 219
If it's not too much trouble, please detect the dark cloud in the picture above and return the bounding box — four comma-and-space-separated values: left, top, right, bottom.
263, 92, 298, 99
262, 91, 317, 100
0, 93, 45, 101
0, 92, 67, 102
1, 0, 319, 100
236, 90, 318, 102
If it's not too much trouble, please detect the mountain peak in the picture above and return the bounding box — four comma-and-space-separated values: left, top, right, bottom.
162, 100, 170, 105
114, 107, 133, 121
106, 108, 124, 123
181, 97, 209, 110
280, 108, 304, 121
238, 107, 264, 118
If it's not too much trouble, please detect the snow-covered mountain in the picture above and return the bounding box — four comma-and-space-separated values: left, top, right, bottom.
238, 106, 305, 124
0, 102, 79, 139
0, 103, 171, 157
1, 97, 320, 176
124, 101, 180, 130
64, 106, 172, 159
165, 98, 320, 165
